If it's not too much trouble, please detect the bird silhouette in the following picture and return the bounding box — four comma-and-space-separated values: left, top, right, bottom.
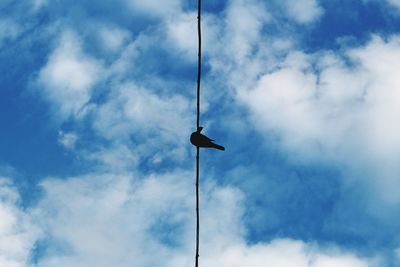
190, 127, 225, 151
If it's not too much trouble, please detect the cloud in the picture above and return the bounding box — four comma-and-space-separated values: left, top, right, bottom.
283, 0, 324, 24
92, 82, 192, 166
0, 169, 381, 267
0, 171, 381, 267
0, 19, 22, 47
93, 83, 190, 141
242, 52, 320, 151
83, 145, 139, 172
8, 0, 400, 265
34, 14, 194, 167
26, 171, 377, 267
166, 12, 223, 61
203, 239, 377, 267
37, 31, 104, 120
98, 26, 131, 53
224, 0, 270, 65
386, 0, 400, 9
32, 0, 47, 10
57, 131, 78, 150
239, 35, 400, 209
125, 0, 182, 18
0, 179, 39, 267
29, 171, 221, 267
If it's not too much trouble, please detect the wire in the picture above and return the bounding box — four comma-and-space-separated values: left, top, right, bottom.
195, 146, 200, 267
195, 0, 202, 267
196, 0, 202, 131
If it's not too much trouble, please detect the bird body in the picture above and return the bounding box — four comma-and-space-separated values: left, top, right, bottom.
190, 127, 225, 151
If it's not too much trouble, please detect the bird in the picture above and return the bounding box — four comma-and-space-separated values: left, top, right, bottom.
190, 127, 225, 151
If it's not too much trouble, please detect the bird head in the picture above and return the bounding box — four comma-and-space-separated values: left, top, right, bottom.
197, 126, 203, 132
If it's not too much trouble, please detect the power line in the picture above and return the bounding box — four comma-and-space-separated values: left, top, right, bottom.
195, 0, 202, 267
196, 0, 202, 131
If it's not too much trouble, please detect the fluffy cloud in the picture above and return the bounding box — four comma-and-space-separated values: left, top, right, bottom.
0, 172, 378, 267
30, 171, 230, 267
25, 171, 376, 267
37, 31, 104, 120
57, 131, 78, 150
224, 0, 270, 65
240, 36, 400, 207
203, 239, 377, 267
166, 12, 223, 60
283, 0, 324, 24
0, 171, 380, 267
98, 26, 131, 53
0, 179, 39, 267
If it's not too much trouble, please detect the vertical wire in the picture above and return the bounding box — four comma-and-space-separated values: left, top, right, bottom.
195, 0, 202, 267
196, 0, 202, 131
195, 147, 200, 267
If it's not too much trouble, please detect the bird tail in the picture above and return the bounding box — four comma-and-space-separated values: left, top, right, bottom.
212, 143, 225, 151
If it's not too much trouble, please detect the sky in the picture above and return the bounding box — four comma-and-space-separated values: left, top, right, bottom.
1, 0, 400, 266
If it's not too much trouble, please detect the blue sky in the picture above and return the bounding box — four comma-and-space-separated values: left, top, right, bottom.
1, 0, 400, 266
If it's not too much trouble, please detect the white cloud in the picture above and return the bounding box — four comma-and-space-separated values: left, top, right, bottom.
311, 252, 376, 267
239, 35, 400, 207
32, 0, 47, 10
203, 0, 294, 100
166, 12, 198, 60
0, 179, 39, 267
0, 171, 379, 267
98, 26, 131, 53
283, 0, 324, 24
30, 171, 195, 267
92, 83, 191, 164
225, 0, 270, 65
0, 172, 382, 267
57, 131, 78, 150
24, 172, 377, 267
166, 12, 224, 61
203, 239, 377, 267
125, 0, 182, 18
84, 144, 139, 172
242, 52, 321, 151
37, 31, 104, 119
35, 22, 193, 166
0, 171, 383, 267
